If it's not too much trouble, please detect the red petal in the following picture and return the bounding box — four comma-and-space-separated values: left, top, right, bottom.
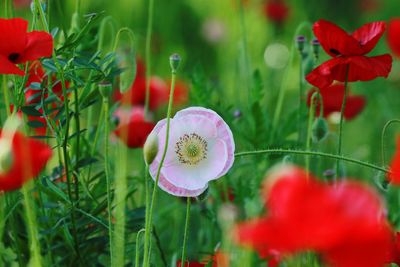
313, 19, 363, 57
19, 31, 53, 62
0, 54, 25, 75
0, 18, 28, 56
388, 136, 400, 185
114, 120, 155, 148
307, 84, 366, 120
0, 131, 52, 191
337, 55, 392, 82
352, 21, 386, 54
306, 55, 392, 88
235, 165, 392, 267
387, 18, 400, 58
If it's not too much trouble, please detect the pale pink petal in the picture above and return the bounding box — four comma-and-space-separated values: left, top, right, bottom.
175, 107, 235, 176
149, 160, 208, 197
155, 115, 218, 167
161, 139, 227, 190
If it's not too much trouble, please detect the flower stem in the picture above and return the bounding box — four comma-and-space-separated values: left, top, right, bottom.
305, 92, 321, 174
142, 58, 178, 267
180, 198, 191, 266
381, 119, 400, 166
235, 149, 388, 173
21, 181, 42, 267
2, 76, 11, 117
103, 96, 114, 266
336, 64, 350, 179
144, 0, 155, 116
135, 229, 146, 267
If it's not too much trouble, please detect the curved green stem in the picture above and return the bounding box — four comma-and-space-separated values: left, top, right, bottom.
21, 182, 42, 267
305, 92, 321, 174
272, 21, 312, 132
235, 149, 388, 173
381, 119, 400, 166
142, 62, 178, 267
180, 198, 191, 266
135, 229, 146, 267
144, 0, 155, 116
103, 96, 114, 266
336, 64, 350, 178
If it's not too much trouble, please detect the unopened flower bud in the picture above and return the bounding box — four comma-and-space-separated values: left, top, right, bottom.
169, 53, 181, 73
312, 117, 329, 142
0, 138, 13, 174
143, 132, 158, 165
323, 169, 335, 180
233, 109, 242, 118
98, 82, 113, 99
296, 35, 306, 53
312, 38, 320, 59
218, 203, 238, 226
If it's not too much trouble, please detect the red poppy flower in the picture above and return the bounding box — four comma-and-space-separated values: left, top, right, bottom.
113, 106, 155, 148
176, 252, 229, 267
0, 130, 52, 191
263, 0, 289, 24
0, 18, 53, 76
306, 20, 392, 89
387, 18, 400, 58
235, 165, 393, 267
307, 84, 366, 120
388, 136, 400, 185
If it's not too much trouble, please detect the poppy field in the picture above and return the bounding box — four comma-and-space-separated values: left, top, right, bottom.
2, 0, 400, 266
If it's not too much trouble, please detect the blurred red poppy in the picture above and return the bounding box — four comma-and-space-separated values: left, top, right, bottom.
113, 106, 155, 148
0, 130, 52, 191
176, 251, 229, 267
388, 136, 400, 185
236, 165, 393, 267
306, 20, 392, 88
307, 84, 366, 120
387, 18, 400, 58
0, 18, 53, 76
263, 0, 289, 24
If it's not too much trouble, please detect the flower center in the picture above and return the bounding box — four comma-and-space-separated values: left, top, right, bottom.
175, 133, 208, 165
8, 53, 20, 63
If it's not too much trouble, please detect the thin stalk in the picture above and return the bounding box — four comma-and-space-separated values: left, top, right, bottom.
305, 92, 321, 174
2, 76, 11, 116
135, 229, 146, 267
180, 198, 191, 266
335, 64, 350, 178
73, 87, 80, 205
236, 0, 251, 106
103, 96, 114, 266
142, 61, 178, 267
381, 119, 400, 166
235, 149, 388, 173
144, 0, 155, 115
21, 182, 42, 267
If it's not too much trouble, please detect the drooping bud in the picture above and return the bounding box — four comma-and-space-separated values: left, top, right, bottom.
295, 35, 306, 53
169, 53, 181, 73
143, 132, 158, 165
98, 82, 113, 99
312, 38, 320, 59
312, 117, 329, 142
0, 138, 13, 174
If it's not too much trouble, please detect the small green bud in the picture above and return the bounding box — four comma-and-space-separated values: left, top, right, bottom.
312, 38, 320, 59
143, 133, 158, 165
98, 82, 113, 99
0, 139, 13, 174
295, 35, 306, 53
169, 53, 181, 73
312, 117, 329, 142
